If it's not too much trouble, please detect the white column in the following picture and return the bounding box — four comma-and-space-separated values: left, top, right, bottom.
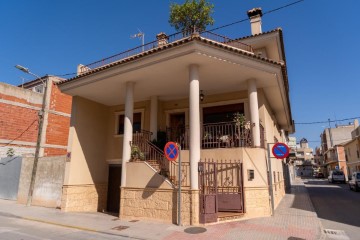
121, 82, 134, 187
189, 65, 200, 190
150, 96, 158, 141
248, 79, 260, 147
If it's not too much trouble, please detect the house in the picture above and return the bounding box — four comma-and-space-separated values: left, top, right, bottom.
320, 121, 356, 178
343, 121, 360, 175
0, 76, 72, 157
295, 138, 314, 177
0, 77, 72, 205
57, 8, 294, 225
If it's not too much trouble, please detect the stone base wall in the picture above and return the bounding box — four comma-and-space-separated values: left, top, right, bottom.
61, 184, 107, 212
244, 187, 271, 218
273, 181, 286, 208
120, 187, 199, 226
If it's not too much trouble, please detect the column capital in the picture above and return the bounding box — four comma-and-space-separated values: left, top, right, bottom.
189, 64, 199, 70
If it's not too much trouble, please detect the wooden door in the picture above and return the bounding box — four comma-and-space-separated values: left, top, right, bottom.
107, 165, 122, 213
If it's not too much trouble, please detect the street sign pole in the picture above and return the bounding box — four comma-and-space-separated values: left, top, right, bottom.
178, 144, 182, 226
267, 143, 275, 216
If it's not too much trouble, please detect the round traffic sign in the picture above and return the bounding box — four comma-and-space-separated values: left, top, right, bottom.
272, 142, 290, 159
164, 142, 179, 161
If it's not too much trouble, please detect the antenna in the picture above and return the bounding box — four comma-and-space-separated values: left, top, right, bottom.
130, 29, 145, 52
20, 77, 27, 88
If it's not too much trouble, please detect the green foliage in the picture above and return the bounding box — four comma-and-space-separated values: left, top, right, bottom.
6, 148, 15, 157
169, 0, 214, 33
131, 145, 145, 161
233, 112, 246, 127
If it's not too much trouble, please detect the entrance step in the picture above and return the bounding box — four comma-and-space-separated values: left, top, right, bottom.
217, 212, 244, 222
145, 160, 161, 172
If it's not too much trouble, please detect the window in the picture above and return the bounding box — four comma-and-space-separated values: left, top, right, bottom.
117, 112, 142, 135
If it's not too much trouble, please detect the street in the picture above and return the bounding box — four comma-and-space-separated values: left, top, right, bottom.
0, 212, 130, 240
304, 178, 360, 240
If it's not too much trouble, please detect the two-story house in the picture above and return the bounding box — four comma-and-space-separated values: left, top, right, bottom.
57, 8, 294, 225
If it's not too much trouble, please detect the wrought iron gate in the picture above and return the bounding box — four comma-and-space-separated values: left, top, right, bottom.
199, 159, 244, 223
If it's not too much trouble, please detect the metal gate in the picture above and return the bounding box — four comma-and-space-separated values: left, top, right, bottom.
199, 159, 244, 223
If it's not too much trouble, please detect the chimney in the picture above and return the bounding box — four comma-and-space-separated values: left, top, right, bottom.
156, 32, 168, 47
247, 7, 263, 35
354, 119, 359, 128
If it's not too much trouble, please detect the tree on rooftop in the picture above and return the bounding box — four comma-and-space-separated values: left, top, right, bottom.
169, 0, 214, 34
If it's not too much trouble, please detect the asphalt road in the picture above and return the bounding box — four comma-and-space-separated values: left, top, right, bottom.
304, 178, 360, 240
0, 212, 130, 240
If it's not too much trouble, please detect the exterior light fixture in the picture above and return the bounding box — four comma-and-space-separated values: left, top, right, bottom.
200, 90, 204, 102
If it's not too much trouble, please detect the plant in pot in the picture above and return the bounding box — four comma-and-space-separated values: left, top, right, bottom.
131, 145, 145, 161
233, 112, 246, 146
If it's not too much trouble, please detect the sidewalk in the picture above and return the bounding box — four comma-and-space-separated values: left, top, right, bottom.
0, 178, 325, 240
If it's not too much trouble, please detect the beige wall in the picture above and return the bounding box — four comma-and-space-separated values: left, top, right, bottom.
344, 139, 360, 174
106, 100, 151, 161
63, 96, 109, 185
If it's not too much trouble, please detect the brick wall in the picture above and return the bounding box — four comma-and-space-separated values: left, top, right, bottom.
0, 81, 72, 158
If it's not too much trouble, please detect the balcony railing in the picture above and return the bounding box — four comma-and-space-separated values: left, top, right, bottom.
166, 121, 265, 150
78, 30, 253, 75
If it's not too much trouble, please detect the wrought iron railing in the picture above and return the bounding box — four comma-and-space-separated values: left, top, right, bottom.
131, 130, 189, 187
167, 121, 266, 150
78, 30, 253, 75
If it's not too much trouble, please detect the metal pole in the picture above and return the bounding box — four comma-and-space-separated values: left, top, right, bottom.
27, 76, 48, 206
267, 143, 275, 216
178, 144, 182, 226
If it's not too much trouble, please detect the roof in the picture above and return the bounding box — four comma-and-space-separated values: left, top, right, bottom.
57, 31, 286, 85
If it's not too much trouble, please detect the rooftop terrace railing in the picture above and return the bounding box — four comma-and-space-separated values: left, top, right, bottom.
78, 30, 254, 75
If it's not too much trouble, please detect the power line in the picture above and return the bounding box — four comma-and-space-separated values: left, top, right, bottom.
207, 0, 304, 32
0, 119, 37, 148
51, 0, 305, 78
295, 117, 360, 125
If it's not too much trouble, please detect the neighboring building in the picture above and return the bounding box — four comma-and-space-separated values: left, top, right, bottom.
344, 121, 360, 175
295, 138, 314, 177
58, 8, 294, 225
321, 122, 356, 178
0, 76, 72, 157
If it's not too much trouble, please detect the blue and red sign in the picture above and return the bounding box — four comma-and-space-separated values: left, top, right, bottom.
164, 142, 179, 161
272, 142, 290, 159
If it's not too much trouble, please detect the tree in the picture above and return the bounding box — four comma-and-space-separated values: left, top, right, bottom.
169, 0, 214, 34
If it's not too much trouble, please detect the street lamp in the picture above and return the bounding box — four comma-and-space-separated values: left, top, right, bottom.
15, 64, 48, 206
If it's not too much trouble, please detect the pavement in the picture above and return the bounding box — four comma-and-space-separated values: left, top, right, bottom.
0, 178, 325, 240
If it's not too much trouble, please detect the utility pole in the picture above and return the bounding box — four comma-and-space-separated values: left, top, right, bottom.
15, 65, 48, 206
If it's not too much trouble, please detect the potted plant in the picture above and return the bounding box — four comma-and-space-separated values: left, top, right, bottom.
233, 112, 246, 146
131, 145, 145, 161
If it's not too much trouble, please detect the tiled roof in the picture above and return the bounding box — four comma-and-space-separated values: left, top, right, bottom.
57, 33, 284, 85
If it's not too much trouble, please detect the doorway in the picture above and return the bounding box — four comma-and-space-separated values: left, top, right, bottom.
106, 165, 121, 213
168, 113, 186, 145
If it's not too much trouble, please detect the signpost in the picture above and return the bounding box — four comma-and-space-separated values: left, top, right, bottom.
272, 142, 290, 159
164, 141, 181, 226
267, 142, 290, 216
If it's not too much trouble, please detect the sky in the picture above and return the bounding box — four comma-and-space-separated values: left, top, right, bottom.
1, 0, 359, 149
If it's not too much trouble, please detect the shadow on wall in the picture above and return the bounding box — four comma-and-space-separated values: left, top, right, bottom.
70, 97, 109, 212
142, 173, 167, 199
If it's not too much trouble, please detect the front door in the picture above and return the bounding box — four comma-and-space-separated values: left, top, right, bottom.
168, 113, 185, 145
107, 165, 121, 213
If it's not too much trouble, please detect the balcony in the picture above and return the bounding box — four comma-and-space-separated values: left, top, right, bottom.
166, 121, 265, 150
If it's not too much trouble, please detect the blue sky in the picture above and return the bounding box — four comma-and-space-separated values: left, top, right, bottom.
1, 0, 359, 149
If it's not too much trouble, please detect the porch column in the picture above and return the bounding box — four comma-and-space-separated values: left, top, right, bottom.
189, 65, 200, 190
150, 96, 158, 140
121, 82, 134, 187
247, 79, 260, 147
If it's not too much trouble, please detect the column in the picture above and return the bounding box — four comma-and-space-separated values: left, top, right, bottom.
121, 82, 134, 187
248, 79, 260, 147
189, 65, 200, 190
150, 96, 158, 141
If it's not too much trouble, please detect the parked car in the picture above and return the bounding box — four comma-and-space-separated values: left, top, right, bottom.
328, 170, 346, 183
349, 172, 360, 192
315, 172, 324, 178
